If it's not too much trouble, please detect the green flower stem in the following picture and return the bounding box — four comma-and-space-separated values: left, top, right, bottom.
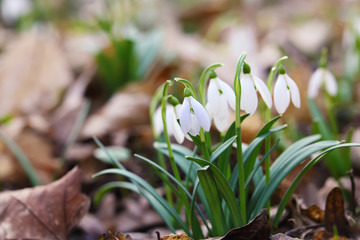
150, 83, 174, 206
199, 129, 210, 161
161, 80, 191, 224
234, 52, 247, 224
264, 56, 288, 185
198, 63, 223, 105
324, 92, 339, 139
264, 57, 287, 213
175, 77, 211, 160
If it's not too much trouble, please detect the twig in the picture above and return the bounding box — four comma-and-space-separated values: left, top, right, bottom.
285, 224, 325, 236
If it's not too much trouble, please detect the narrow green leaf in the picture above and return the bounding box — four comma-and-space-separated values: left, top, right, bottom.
187, 156, 243, 227
0, 131, 40, 186
249, 140, 339, 219
198, 166, 227, 236
210, 136, 237, 162
94, 181, 139, 205
245, 139, 279, 188
273, 142, 360, 227
94, 169, 190, 234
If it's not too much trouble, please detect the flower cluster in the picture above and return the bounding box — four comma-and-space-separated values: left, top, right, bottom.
155, 54, 340, 143
155, 61, 308, 143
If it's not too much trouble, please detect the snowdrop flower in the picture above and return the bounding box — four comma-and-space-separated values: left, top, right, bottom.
207, 77, 235, 132
153, 99, 185, 144
241, 63, 272, 115
179, 88, 211, 136
1, 0, 31, 24
308, 67, 337, 98
273, 66, 301, 114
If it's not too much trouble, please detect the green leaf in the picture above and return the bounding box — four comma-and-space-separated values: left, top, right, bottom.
134, 154, 210, 233
187, 156, 243, 227
210, 136, 237, 162
245, 139, 280, 188
94, 146, 131, 164
0, 131, 40, 186
94, 168, 190, 235
154, 142, 199, 181
249, 139, 340, 219
198, 166, 227, 236
273, 142, 360, 227
228, 125, 286, 191
94, 181, 139, 205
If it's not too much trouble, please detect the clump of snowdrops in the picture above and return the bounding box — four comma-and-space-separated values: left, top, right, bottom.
94, 52, 360, 239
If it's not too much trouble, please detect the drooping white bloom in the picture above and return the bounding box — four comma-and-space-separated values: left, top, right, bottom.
308, 68, 337, 98
1, 0, 31, 24
240, 73, 272, 115
179, 96, 211, 136
273, 73, 301, 114
153, 104, 185, 144
207, 77, 236, 132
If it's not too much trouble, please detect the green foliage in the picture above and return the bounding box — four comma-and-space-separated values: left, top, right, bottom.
94, 54, 360, 239
95, 26, 163, 96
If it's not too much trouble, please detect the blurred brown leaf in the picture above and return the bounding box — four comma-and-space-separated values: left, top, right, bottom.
0, 32, 72, 116
0, 167, 90, 239
160, 232, 192, 240
313, 231, 350, 240
220, 209, 270, 240
0, 129, 59, 185
300, 205, 325, 224
81, 91, 151, 138
324, 187, 349, 237
98, 231, 133, 240
271, 233, 301, 240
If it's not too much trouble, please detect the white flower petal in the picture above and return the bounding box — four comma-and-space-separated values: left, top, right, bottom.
189, 113, 201, 136
253, 75, 272, 109
241, 74, 258, 115
274, 75, 290, 114
171, 110, 185, 144
166, 105, 174, 135
213, 96, 230, 132
190, 96, 211, 131
285, 74, 301, 108
207, 79, 221, 114
217, 78, 236, 110
153, 106, 163, 135
324, 69, 338, 96
308, 68, 323, 98
179, 97, 191, 134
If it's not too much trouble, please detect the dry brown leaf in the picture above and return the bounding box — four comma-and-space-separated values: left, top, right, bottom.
98, 231, 133, 240
160, 233, 192, 240
0, 129, 59, 185
300, 205, 325, 224
220, 209, 270, 240
271, 233, 301, 240
313, 231, 350, 240
0, 32, 72, 116
325, 187, 349, 236
0, 167, 90, 239
81, 91, 151, 138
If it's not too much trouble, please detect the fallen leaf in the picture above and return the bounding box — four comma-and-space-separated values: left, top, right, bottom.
220, 209, 270, 240
0, 32, 72, 116
325, 187, 349, 237
159, 232, 192, 240
300, 205, 325, 224
0, 167, 90, 239
0, 129, 60, 185
271, 233, 301, 240
98, 231, 133, 240
313, 231, 350, 240
81, 91, 151, 138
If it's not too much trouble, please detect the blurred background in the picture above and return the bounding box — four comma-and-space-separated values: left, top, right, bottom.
0, 0, 360, 238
